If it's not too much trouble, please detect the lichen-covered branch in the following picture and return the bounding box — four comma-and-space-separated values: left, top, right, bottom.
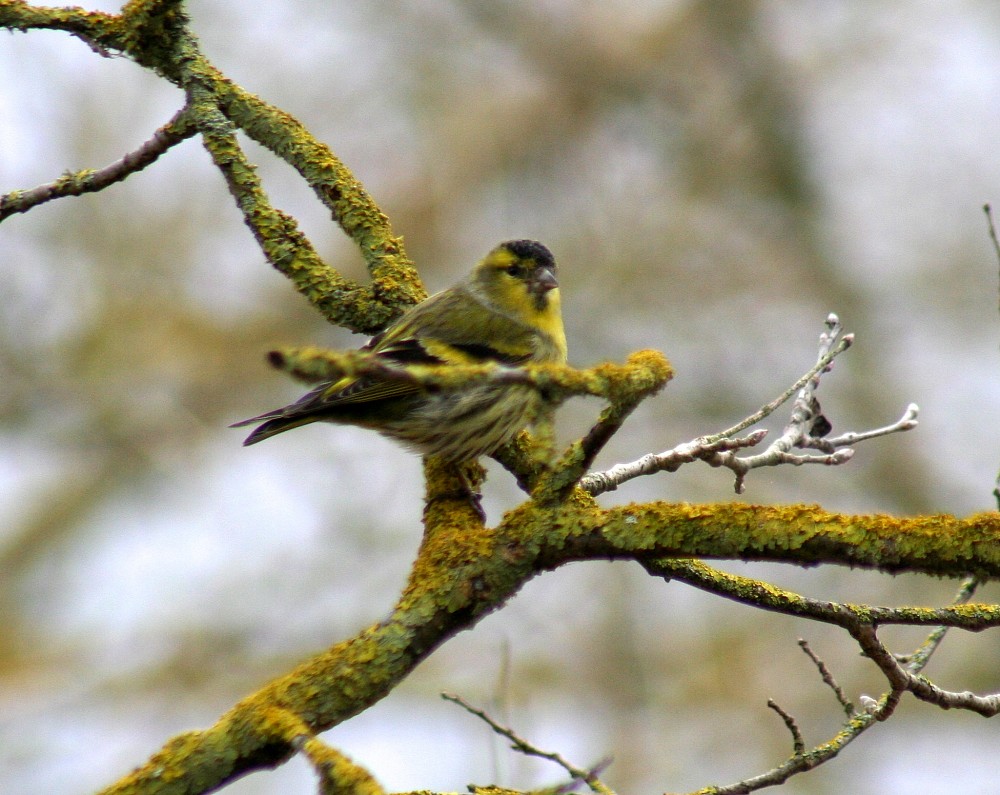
0, 0, 422, 333
267, 345, 675, 500
212, 78, 424, 313
674, 577, 988, 795
267, 346, 672, 404
0, 2, 120, 45
584, 501, 1000, 578
642, 559, 1000, 630
94, 485, 1000, 794
6, 5, 1000, 795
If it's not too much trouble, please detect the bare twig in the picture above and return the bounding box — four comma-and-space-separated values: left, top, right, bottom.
580, 431, 767, 494
986, 204, 1000, 507
583, 314, 917, 496
798, 639, 854, 717
703, 709, 877, 795
706, 313, 851, 443
806, 403, 919, 451
850, 624, 1000, 718
766, 699, 804, 755
718, 447, 855, 495
715, 314, 906, 493
985, 203, 1000, 285
442, 692, 616, 795
657, 561, 1000, 794
897, 576, 979, 671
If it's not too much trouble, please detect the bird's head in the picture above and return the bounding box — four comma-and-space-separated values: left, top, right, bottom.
472, 239, 560, 313
467, 239, 566, 361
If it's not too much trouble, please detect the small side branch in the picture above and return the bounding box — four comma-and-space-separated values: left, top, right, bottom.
766, 699, 804, 755
296, 737, 386, 795
984, 204, 1000, 507
899, 576, 979, 672
214, 77, 425, 317
640, 558, 1000, 631
583, 314, 918, 495
705, 313, 852, 443
580, 431, 767, 495
798, 639, 854, 717
262, 706, 386, 795
701, 711, 877, 795
851, 624, 1000, 719
0, 106, 197, 222
442, 692, 616, 795
666, 570, 1000, 794
269, 346, 672, 412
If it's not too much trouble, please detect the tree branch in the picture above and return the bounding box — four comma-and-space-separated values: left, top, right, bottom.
582, 314, 916, 496
443, 692, 615, 795
6, 6, 998, 795
851, 624, 1000, 718
580, 502, 1000, 578
0, 0, 424, 334
0, 106, 197, 221
798, 639, 854, 717
766, 698, 805, 756
674, 575, 990, 794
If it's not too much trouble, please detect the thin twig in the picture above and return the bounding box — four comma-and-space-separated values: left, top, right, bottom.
766, 699, 804, 755
808, 403, 919, 450
984, 203, 1000, 283
580, 431, 767, 494
0, 106, 196, 222
583, 314, 917, 495
899, 576, 979, 672
704, 314, 852, 443
850, 624, 1000, 719
667, 562, 1000, 795
442, 692, 616, 795
662, 563, 999, 794
798, 639, 854, 717
986, 204, 1000, 508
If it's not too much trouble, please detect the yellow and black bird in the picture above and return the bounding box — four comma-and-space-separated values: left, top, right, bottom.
232, 240, 567, 461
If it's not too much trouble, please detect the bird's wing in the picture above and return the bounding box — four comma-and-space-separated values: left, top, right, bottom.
299, 288, 534, 411
375, 288, 537, 366
316, 337, 443, 407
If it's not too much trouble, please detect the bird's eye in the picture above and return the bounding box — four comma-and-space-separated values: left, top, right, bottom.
505, 264, 525, 278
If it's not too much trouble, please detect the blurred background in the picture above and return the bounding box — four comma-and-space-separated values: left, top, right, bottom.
3, 1, 1000, 793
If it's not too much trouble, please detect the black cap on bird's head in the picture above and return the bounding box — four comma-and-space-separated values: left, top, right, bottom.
502, 239, 555, 271
470, 239, 561, 313
499, 239, 558, 296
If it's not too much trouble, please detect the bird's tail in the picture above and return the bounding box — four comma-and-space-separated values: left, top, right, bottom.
229, 412, 319, 446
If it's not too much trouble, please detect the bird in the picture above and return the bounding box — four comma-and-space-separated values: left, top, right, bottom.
231, 240, 567, 462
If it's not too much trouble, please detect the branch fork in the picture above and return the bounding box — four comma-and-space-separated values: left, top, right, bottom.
583, 313, 918, 495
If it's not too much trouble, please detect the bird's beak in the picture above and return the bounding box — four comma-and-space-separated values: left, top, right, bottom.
532, 266, 558, 294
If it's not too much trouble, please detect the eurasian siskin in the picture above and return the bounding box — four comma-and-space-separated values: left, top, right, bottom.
232, 240, 567, 461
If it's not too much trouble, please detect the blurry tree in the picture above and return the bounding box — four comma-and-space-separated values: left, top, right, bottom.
2, 2, 1000, 795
